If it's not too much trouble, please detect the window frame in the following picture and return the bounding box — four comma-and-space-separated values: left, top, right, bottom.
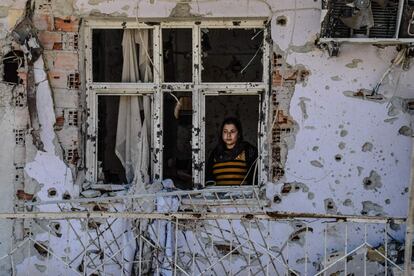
82, 18, 271, 187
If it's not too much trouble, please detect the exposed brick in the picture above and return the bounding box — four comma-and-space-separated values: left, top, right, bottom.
32, 14, 53, 31
53, 89, 79, 108
64, 148, 79, 165
38, 31, 62, 50
272, 71, 283, 86
44, 52, 78, 71
17, 70, 27, 87
54, 116, 65, 131
67, 72, 80, 89
16, 190, 34, 201
54, 16, 79, 32
48, 71, 67, 88
38, 32, 78, 51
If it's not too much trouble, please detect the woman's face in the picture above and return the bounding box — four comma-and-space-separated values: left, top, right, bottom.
222, 123, 239, 149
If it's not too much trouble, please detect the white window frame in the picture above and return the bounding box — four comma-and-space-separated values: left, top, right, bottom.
81, 18, 271, 188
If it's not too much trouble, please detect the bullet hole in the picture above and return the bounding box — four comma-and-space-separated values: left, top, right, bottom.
362, 142, 373, 152
62, 192, 71, 200
88, 220, 102, 230
273, 194, 282, 204
340, 130, 348, 137
398, 126, 412, 136
78, 261, 85, 273
276, 16, 287, 26
312, 146, 319, 151
389, 220, 400, 231
93, 204, 108, 212
363, 170, 382, 190
281, 183, 292, 195
49, 222, 62, 238
338, 142, 346, 150
324, 198, 337, 214
310, 160, 323, 168
281, 182, 309, 195
334, 154, 342, 162
47, 188, 57, 197
343, 199, 353, 207
34, 241, 51, 258
385, 199, 391, 204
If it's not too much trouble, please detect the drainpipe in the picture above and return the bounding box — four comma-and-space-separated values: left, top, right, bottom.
404, 130, 414, 275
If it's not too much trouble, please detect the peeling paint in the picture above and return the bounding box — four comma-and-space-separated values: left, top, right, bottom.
290, 41, 316, 54
298, 97, 310, 120
339, 130, 348, 137
0, 6, 9, 18
362, 142, 373, 152
343, 199, 353, 207
310, 160, 323, 168
361, 201, 385, 216
345, 59, 363, 69
169, 3, 198, 18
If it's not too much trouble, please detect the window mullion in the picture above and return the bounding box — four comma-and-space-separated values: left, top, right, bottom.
260, 24, 272, 185
192, 24, 202, 187
84, 24, 97, 183
152, 26, 163, 182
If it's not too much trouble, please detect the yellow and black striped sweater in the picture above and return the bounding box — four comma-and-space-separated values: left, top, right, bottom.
212, 151, 247, 186
206, 142, 257, 186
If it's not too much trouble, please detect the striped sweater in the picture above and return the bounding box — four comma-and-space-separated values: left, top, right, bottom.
212, 151, 247, 186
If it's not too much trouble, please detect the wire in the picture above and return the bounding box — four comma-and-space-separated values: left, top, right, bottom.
372, 47, 407, 95
240, 42, 264, 75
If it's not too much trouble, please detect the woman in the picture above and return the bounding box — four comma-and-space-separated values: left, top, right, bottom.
206, 117, 258, 186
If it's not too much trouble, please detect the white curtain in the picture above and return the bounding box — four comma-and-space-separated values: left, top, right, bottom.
115, 29, 152, 185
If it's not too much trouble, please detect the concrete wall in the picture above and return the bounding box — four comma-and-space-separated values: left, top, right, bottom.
0, 0, 413, 274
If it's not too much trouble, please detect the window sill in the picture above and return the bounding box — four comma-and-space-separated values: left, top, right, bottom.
180, 185, 269, 209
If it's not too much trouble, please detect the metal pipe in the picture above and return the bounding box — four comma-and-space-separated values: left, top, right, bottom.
404, 134, 414, 275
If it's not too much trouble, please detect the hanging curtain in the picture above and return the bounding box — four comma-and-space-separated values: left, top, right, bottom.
115, 29, 153, 185
116, 29, 154, 275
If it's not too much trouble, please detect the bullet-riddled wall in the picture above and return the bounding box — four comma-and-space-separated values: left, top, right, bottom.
0, 0, 413, 274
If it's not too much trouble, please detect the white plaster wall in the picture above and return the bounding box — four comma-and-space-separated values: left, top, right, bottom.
0, 84, 17, 274
267, 1, 413, 217
63, 0, 412, 218
0, 0, 413, 274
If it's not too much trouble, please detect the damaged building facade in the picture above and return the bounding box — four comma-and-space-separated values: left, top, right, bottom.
0, 0, 413, 275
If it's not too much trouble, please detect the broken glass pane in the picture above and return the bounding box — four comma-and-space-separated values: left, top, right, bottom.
201, 29, 263, 82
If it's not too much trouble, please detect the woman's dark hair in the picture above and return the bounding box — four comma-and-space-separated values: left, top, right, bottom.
217, 117, 244, 151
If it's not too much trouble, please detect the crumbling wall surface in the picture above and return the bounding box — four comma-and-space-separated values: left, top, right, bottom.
267, 0, 413, 218
0, 0, 412, 274
0, 83, 17, 274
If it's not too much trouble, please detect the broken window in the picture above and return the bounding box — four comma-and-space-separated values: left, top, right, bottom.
201, 28, 263, 82
85, 20, 270, 189
92, 29, 153, 82
162, 29, 192, 82
163, 92, 193, 189
204, 95, 260, 185
97, 95, 152, 184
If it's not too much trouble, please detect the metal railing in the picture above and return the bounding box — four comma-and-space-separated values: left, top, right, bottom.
0, 187, 408, 275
